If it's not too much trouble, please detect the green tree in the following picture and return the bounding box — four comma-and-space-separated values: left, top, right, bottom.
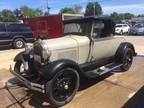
0, 9, 16, 22
20, 6, 43, 18
137, 14, 144, 17
85, 2, 102, 16
111, 12, 121, 23
111, 12, 134, 23
60, 7, 76, 14
44, 12, 50, 16
73, 5, 83, 14
123, 13, 134, 19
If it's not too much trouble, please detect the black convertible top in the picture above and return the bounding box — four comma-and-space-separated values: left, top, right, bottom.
64, 16, 115, 24
64, 16, 115, 35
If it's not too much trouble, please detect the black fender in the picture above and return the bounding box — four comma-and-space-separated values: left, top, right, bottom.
115, 42, 137, 62
43, 59, 83, 81
14, 51, 25, 62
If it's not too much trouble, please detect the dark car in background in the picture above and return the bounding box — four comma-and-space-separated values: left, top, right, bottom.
0, 23, 34, 49
129, 23, 144, 35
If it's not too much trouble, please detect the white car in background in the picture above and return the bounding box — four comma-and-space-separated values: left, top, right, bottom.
115, 24, 130, 35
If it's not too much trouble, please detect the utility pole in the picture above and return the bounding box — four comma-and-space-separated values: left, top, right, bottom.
94, 2, 96, 16
46, 0, 50, 14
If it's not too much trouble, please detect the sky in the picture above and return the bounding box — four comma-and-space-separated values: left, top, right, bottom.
0, 0, 144, 15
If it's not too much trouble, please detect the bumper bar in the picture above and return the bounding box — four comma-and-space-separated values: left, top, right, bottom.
9, 66, 45, 93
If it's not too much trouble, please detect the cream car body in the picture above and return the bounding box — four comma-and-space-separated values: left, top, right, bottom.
12, 17, 136, 107
42, 35, 125, 64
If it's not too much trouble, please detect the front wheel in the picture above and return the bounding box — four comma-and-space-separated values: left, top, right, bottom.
14, 60, 25, 74
46, 68, 80, 107
120, 30, 123, 35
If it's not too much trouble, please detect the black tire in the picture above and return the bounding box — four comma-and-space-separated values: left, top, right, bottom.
120, 48, 133, 71
46, 68, 80, 107
13, 38, 25, 49
14, 60, 25, 74
120, 30, 123, 35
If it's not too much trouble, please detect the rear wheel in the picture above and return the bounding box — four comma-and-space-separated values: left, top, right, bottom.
13, 38, 25, 49
120, 48, 133, 71
46, 68, 80, 107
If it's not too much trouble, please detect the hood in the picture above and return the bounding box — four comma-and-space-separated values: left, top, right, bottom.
42, 35, 90, 51
42, 36, 78, 51
34, 35, 90, 63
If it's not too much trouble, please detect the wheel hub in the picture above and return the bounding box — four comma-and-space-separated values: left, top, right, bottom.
16, 41, 23, 48
64, 84, 69, 90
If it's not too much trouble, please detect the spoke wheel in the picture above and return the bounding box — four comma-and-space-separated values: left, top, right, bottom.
46, 68, 79, 107
120, 48, 133, 71
14, 61, 26, 75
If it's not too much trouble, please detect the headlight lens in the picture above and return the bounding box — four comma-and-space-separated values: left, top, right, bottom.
41, 42, 51, 60
34, 39, 51, 61
25, 43, 33, 54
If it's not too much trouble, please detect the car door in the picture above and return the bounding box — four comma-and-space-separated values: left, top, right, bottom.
123, 24, 129, 33
0, 24, 10, 46
89, 22, 124, 62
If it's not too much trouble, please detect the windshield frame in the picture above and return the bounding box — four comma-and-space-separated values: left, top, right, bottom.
63, 21, 92, 36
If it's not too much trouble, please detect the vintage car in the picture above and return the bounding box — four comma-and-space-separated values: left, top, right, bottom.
10, 17, 137, 107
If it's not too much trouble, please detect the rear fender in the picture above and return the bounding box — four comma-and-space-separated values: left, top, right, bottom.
43, 59, 82, 81
115, 42, 137, 62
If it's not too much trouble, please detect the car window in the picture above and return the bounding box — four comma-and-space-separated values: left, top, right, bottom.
7, 24, 32, 32
123, 25, 128, 27
64, 22, 91, 36
0, 24, 6, 32
134, 24, 143, 28
19, 25, 32, 32
115, 25, 122, 27
92, 22, 104, 39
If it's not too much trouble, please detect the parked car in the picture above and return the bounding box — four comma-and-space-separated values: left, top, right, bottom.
0, 23, 34, 49
10, 17, 136, 107
115, 24, 130, 35
129, 23, 144, 35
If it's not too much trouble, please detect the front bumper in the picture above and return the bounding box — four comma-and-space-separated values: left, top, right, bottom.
115, 30, 121, 34
10, 66, 45, 93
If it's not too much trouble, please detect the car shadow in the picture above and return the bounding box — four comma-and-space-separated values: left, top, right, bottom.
122, 85, 144, 108
6, 72, 114, 108
79, 72, 113, 91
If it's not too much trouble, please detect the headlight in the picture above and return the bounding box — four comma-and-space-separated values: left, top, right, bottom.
25, 43, 33, 54
34, 39, 51, 61
41, 41, 51, 60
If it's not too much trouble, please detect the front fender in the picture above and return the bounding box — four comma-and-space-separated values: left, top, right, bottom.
14, 51, 25, 62
43, 59, 82, 81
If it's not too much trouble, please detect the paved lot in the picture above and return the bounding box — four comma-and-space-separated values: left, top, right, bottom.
0, 36, 144, 108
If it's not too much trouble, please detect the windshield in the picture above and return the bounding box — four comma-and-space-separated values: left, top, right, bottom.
64, 22, 92, 36
115, 25, 123, 27
134, 23, 144, 28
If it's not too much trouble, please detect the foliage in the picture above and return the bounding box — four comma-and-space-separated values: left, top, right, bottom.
60, 7, 76, 14
137, 14, 144, 17
73, 5, 83, 14
0, 9, 17, 22
111, 12, 134, 23
85, 2, 102, 16
20, 5, 43, 18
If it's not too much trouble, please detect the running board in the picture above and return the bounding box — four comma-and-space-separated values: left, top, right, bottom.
85, 63, 122, 78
